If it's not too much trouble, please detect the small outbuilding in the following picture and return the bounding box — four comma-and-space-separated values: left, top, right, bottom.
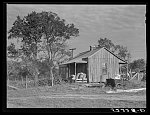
59, 47, 127, 83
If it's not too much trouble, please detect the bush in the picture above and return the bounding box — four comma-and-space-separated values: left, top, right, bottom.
38, 79, 49, 86
141, 73, 146, 81
123, 80, 146, 89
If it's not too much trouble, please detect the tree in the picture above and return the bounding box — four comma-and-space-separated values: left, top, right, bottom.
34, 11, 79, 86
8, 12, 43, 59
129, 59, 146, 72
98, 38, 115, 52
115, 45, 131, 61
7, 60, 21, 81
8, 12, 44, 86
7, 11, 79, 86
97, 38, 131, 61
7, 43, 19, 58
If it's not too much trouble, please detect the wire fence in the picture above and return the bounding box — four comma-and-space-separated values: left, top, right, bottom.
7, 78, 52, 89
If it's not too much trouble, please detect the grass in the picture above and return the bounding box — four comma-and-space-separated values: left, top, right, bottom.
7, 81, 146, 97
7, 81, 146, 108
7, 97, 146, 108
122, 80, 146, 89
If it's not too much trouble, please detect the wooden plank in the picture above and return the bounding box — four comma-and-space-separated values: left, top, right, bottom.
7, 85, 19, 90
87, 59, 89, 83
93, 55, 96, 82
129, 73, 138, 81
88, 58, 91, 82
97, 52, 101, 82
95, 55, 97, 82
112, 56, 115, 78
88, 48, 121, 83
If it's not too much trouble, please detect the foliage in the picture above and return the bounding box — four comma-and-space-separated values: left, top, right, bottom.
97, 38, 131, 61
98, 38, 115, 51
7, 11, 79, 86
7, 43, 20, 59
129, 59, 146, 72
37, 11, 79, 64
8, 12, 43, 59
7, 61, 21, 80
7, 60, 35, 81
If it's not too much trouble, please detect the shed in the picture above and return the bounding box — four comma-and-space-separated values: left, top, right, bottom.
59, 47, 127, 83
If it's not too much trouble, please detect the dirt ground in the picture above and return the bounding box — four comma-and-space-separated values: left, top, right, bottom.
7, 82, 146, 108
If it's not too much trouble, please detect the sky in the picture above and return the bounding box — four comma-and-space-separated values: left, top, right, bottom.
7, 4, 146, 61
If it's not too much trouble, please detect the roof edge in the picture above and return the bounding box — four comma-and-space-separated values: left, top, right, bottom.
103, 47, 127, 63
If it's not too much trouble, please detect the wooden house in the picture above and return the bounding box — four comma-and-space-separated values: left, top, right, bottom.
59, 47, 127, 83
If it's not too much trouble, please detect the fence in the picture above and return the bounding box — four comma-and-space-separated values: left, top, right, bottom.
129, 72, 145, 81
7, 77, 52, 89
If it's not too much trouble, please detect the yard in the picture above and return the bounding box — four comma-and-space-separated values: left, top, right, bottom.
7, 81, 146, 108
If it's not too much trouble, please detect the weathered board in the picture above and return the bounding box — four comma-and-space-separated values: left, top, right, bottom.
88, 48, 120, 83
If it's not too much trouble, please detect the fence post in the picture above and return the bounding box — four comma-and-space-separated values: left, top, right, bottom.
138, 73, 140, 81
26, 76, 27, 89
21, 76, 23, 85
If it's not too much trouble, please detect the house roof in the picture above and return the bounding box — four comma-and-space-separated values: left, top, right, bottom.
103, 47, 127, 64
60, 47, 127, 65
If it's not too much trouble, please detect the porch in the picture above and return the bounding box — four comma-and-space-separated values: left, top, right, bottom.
59, 62, 88, 83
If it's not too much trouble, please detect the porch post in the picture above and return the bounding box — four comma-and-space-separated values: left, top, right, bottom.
119, 64, 120, 74
75, 62, 76, 79
126, 63, 128, 80
87, 62, 89, 83
68, 64, 70, 78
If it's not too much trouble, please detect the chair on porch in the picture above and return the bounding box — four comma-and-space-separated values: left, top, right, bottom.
76, 72, 87, 82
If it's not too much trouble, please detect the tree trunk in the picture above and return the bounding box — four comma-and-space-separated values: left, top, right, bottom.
50, 66, 54, 86
34, 67, 39, 87
47, 43, 54, 86
47, 55, 54, 86
45, 37, 55, 87
22, 75, 23, 86
32, 51, 39, 88
26, 75, 27, 89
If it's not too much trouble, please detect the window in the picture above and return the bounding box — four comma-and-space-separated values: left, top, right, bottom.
102, 63, 107, 75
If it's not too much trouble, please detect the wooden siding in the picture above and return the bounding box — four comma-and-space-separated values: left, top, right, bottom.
88, 48, 120, 83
